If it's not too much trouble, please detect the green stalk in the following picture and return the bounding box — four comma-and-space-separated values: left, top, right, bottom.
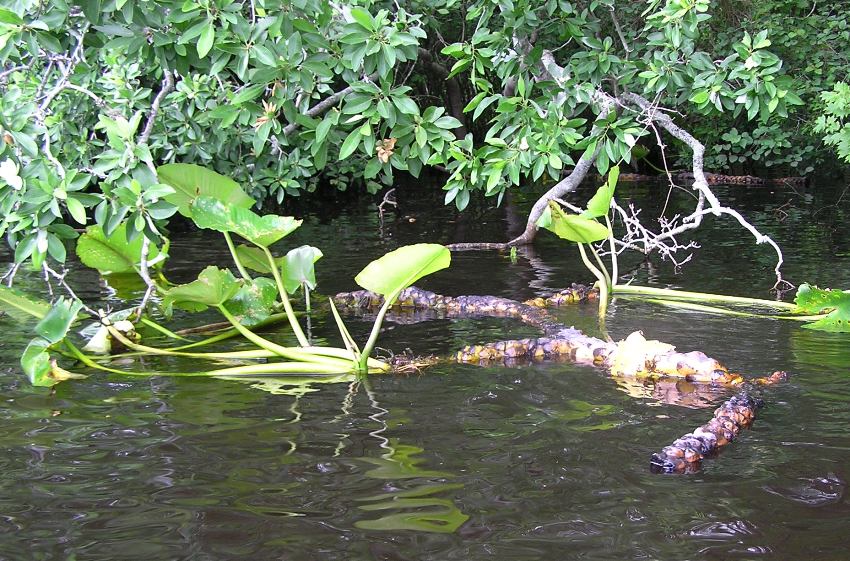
611, 284, 797, 309
139, 316, 190, 341
577, 243, 609, 315
261, 245, 309, 347
588, 243, 612, 291
357, 290, 398, 371
303, 345, 388, 371
65, 340, 346, 377
642, 298, 828, 321
107, 326, 274, 360
224, 232, 252, 281
605, 214, 618, 286
217, 304, 351, 370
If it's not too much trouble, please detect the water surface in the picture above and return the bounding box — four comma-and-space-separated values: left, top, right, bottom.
1, 179, 849, 560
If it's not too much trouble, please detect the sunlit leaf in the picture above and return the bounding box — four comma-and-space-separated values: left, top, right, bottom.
76, 223, 164, 275
540, 201, 610, 243
355, 244, 450, 300
162, 266, 240, 314
795, 283, 850, 332
282, 245, 323, 294
157, 163, 255, 218
191, 196, 301, 247
583, 165, 619, 218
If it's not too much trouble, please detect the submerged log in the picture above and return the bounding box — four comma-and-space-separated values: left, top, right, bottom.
333, 286, 789, 474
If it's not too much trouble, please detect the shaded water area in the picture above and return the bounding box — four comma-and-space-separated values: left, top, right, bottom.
2, 178, 850, 560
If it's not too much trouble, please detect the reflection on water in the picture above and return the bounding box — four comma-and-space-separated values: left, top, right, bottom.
1, 182, 850, 558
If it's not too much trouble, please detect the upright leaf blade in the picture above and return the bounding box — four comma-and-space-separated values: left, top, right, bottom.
541, 201, 609, 243
35, 298, 83, 343
355, 244, 450, 298
157, 163, 255, 217
282, 245, 323, 294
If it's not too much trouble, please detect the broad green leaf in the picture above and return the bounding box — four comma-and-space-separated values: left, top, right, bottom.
191, 196, 301, 247
157, 163, 255, 218
0, 285, 51, 320
541, 201, 609, 243
234, 244, 284, 274
282, 245, 323, 294
162, 266, 240, 314
583, 165, 619, 218
349, 7, 375, 31
224, 277, 278, 326
355, 244, 450, 299
795, 283, 850, 332
35, 297, 83, 343
76, 223, 164, 275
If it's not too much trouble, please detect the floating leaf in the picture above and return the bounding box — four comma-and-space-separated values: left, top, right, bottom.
191, 196, 301, 247
22, 339, 52, 387
541, 201, 610, 243
35, 298, 83, 344
157, 163, 255, 218
282, 245, 323, 294
76, 223, 164, 275
355, 244, 450, 300
162, 266, 240, 314
223, 277, 279, 326
795, 283, 850, 332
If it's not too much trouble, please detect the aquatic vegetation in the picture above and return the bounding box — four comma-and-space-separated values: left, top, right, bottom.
0, 164, 452, 387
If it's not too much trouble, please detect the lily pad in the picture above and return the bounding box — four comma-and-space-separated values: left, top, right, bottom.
223, 277, 279, 326
162, 266, 240, 315
191, 196, 302, 247
355, 244, 450, 300
157, 163, 255, 217
540, 201, 610, 243
76, 223, 164, 275
282, 245, 323, 294
795, 283, 850, 332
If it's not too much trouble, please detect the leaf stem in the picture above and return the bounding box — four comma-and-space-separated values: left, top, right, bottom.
261, 245, 309, 347
224, 232, 252, 281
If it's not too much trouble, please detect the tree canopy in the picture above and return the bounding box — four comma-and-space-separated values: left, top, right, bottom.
0, 0, 845, 283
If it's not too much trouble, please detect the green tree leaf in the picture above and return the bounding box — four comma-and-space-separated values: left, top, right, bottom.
198, 21, 215, 58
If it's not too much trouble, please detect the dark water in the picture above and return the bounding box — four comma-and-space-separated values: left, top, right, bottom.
2, 180, 850, 560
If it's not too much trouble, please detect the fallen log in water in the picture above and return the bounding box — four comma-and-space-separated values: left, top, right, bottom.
333, 286, 788, 473
649, 372, 787, 474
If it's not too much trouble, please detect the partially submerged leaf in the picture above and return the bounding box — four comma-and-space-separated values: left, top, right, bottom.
22, 339, 52, 387
157, 163, 255, 217
162, 266, 240, 314
191, 196, 302, 247
355, 244, 450, 299
540, 201, 610, 243
795, 283, 850, 332
282, 245, 323, 294
224, 277, 279, 326
76, 223, 164, 275
0, 284, 51, 320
